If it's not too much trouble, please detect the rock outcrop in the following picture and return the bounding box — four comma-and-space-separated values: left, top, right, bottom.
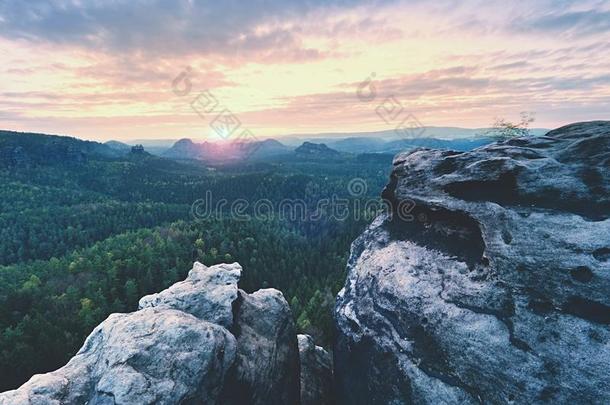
0, 262, 302, 405
220, 289, 300, 404
0, 308, 236, 404
0, 130, 122, 168
298, 334, 333, 405
138, 261, 241, 329
335, 121, 610, 404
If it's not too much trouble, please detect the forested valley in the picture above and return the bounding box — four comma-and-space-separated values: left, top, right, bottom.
0, 132, 393, 390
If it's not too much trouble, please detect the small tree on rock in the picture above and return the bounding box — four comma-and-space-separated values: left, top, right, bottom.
486, 112, 536, 139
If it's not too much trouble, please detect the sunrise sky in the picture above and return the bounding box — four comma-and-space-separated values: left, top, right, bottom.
1, 0, 609, 141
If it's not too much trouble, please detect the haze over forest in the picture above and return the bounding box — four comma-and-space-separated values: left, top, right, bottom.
1, 1, 609, 403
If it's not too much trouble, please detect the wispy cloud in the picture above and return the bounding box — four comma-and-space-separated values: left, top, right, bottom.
0, 0, 390, 60
0, 0, 608, 140
514, 9, 610, 37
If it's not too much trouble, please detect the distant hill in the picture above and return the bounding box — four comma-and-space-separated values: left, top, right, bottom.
129, 139, 179, 148
281, 126, 550, 145
0, 130, 123, 168
313, 136, 494, 154
248, 139, 292, 159
126, 126, 549, 157
162, 138, 291, 161
161, 135, 495, 163
125, 139, 178, 156
104, 140, 132, 153
1, 127, 530, 167
162, 138, 200, 160
295, 142, 341, 160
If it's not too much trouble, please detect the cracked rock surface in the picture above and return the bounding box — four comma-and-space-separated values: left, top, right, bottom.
0, 262, 301, 405
334, 121, 610, 404
220, 289, 300, 405
298, 334, 333, 405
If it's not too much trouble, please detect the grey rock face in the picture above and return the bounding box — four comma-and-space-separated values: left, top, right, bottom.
221, 289, 301, 405
0, 308, 236, 405
298, 334, 333, 405
139, 261, 241, 328
1, 262, 303, 405
335, 121, 610, 404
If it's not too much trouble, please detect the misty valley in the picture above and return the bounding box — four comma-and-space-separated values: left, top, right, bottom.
1, 1, 609, 403
0, 129, 449, 390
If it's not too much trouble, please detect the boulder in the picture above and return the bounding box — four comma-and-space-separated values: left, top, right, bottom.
0, 308, 236, 404
138, 261, 241, 328
335, 121, 610, 404
221, 289, 301, 405
0, 262, 304, 405
298, 334, 333, 405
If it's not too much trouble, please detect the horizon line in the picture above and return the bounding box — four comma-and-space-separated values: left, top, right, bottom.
0, 124, 556, 144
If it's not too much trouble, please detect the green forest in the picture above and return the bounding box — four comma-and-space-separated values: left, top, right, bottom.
0, 135, 393, 391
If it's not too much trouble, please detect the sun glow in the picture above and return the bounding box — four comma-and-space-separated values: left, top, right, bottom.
1, 1, 609, 141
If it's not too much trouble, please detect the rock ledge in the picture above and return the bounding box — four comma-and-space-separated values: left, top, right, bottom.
0, 262, 314, 405
335, 121, 610, 404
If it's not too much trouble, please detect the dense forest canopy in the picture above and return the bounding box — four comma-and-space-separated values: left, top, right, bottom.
0, 131, 396, 390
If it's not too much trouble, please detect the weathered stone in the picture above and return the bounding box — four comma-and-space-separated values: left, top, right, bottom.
221, 289, 301, 405
298, 334, 333, 405
335, 121, 610, 404
0, 308, 236, 405
139, 261, 241, 328
0, 262, 305, 405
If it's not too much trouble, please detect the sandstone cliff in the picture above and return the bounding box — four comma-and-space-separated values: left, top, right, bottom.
334, 121, 610, 404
